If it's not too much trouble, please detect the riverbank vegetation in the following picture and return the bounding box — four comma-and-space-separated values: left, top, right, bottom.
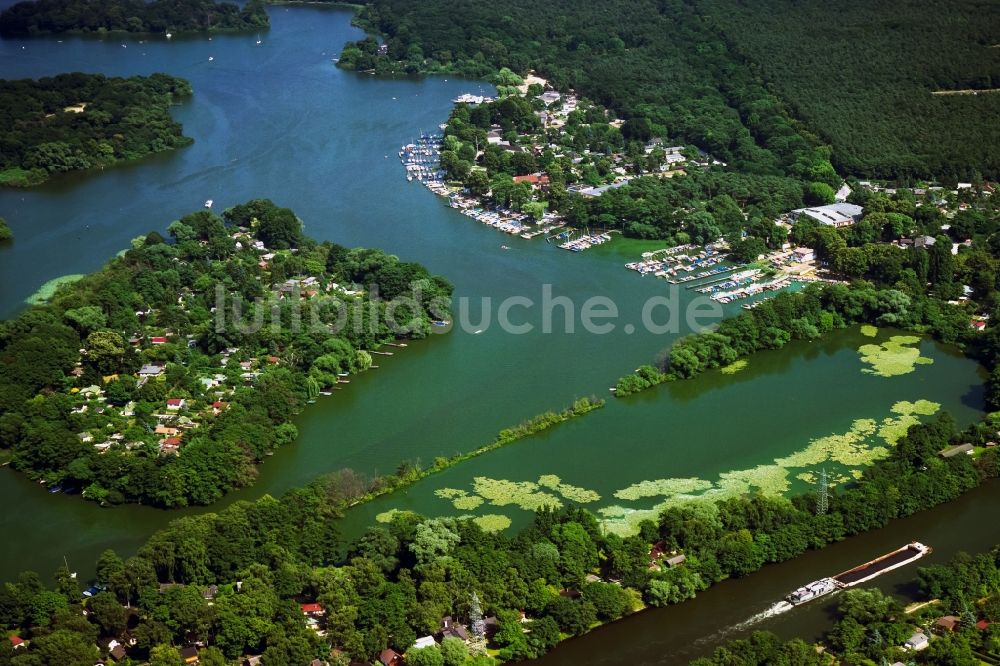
0, 403, 996, 664
0, 199, 452, 507
694, 543, 1000, 665
0, 0, 268, 36
0, 218, 12, 242
615, 282, 974, 396
0, 73, 193, 187
336, 397, 605, 520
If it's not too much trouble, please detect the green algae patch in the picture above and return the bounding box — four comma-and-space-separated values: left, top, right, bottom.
473, 514, 512, 532
434, 488, 467, 500
376, 508, 418, 523
858, 335, 934, 377
613, 477, 714, 501
25, 274, 85, 305
472, 477, 563, 511
599, 398, 942, 536
453, 495, 484, 510
537, 475, 601, 503
860, 324, 878, 337
717, 465, 790, 496
720, 359, 748, 375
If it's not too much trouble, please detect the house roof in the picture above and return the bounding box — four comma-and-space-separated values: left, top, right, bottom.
939, 443, 974, 458
9, 636, 24, 647
378, 648, 401, 666
180, 645, 199, 661
301, 602, 324, 614
110, 645, 127, 660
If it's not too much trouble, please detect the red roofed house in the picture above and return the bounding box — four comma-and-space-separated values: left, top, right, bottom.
151, 336, 168, 345
512, 173, 550, 189
166, 398, 186, 410
301, 602, 325, 616
971, 319, 987, 331
977, 620, 992, 630
159, 437, 182, 454
378, 649, 402, 666
9, 636, 24, 649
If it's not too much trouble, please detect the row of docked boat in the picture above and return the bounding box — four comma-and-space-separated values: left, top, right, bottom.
460, 207, 531, 234
711, 276, 791, 303
559, 232, 612, 252
625, 243, 725, 278
400, 134, 443, 183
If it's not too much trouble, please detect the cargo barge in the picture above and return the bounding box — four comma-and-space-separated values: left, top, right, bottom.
776, 542, 931, 611
832, 541, 931, 587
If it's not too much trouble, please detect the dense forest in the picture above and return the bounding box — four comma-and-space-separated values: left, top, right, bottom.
0, 73, 193, 187
339, 0, 831, 181
0, 0, 269, 36
699, 0, 1000, 181
0, 397, 995, 664
0, 199, 452, 507
339, 0, 1000, 182
695, 545, 1000, 664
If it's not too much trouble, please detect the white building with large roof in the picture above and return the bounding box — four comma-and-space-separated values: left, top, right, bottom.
791, 203, 863, 228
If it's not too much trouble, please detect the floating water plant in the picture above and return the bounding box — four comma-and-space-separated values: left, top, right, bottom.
858, 335, 934, 377
860, 324, 878, 338
717, 465, 790, 496
25, 274, 84, 305
601, 398, 942, 536
452, 495, 484, 510
376, 508, 416, 523
537, 475, 601, 503
434, 488, 467, 500
720, 359, 748, 375
472, 477, 563, 511
613, 477, 714, 501
473, 514, 512, 532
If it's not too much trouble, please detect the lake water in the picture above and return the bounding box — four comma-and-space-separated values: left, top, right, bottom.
0, 5, 995, 661
0, 3, 725, 577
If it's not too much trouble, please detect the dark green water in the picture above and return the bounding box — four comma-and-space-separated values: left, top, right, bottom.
338, 328, 984, 540
0, 7, 995, 662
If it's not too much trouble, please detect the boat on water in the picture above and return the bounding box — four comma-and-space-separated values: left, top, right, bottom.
781, 542, 931, 608
833, 542, 931, 587
204, 199, 213, 208
786, 578, 837, 605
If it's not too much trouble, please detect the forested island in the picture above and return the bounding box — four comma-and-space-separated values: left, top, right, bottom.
0, 390, 995, 664
339, 0, 998, 182
0, 73, 193, 187
0, 0, 269, 36
696, 544, 1000, 665
0, 199, 452, 507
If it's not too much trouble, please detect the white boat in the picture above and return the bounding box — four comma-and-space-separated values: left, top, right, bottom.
786, 578, 837, 605
165, 32, 172, 39
204, 199, 213, 208
208, 56, 214, 62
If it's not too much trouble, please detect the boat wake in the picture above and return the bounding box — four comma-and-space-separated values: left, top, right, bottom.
690, 601, 794, 648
